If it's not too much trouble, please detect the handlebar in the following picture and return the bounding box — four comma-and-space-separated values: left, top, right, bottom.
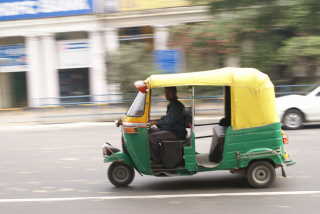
115, 119, 123, 127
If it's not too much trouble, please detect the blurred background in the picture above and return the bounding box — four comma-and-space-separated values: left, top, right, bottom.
0, 0, 319, 123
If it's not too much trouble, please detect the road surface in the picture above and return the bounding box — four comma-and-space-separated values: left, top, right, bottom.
0, 122, 319, 214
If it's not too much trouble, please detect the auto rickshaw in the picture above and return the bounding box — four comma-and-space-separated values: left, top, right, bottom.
102, 67, 295, 188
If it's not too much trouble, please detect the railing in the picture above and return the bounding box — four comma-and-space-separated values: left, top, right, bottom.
37, 93, 129, 106
35, 84, 318, 107
275, 84, 318, 96
1, 84, 316, 123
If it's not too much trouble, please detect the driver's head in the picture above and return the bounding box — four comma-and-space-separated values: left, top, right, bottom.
165, 87, 177, 101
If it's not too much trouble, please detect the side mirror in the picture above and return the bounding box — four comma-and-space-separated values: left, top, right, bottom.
115, 119, 123, 127
219, 118, 226, 126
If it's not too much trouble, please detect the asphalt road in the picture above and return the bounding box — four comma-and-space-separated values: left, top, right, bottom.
0, 122, 319, 214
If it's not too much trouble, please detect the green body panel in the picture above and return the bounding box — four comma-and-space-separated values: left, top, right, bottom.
104, 152, 134, 167
213, 122, 285, 171
123, 127, 152, 175
183, 133, 198, 172
105, 123, 291, 177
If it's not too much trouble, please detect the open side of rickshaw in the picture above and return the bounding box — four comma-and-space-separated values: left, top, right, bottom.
102, 68, 295, 188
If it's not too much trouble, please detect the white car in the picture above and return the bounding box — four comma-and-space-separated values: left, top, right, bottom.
276, 85, 320, 129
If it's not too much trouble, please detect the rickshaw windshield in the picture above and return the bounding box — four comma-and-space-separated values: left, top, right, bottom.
127, 92, 146, 117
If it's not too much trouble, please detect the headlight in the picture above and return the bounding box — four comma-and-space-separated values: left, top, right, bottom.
283, 152, 289, 160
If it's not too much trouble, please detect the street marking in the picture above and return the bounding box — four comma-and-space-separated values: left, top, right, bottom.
42, 186, 56, 190
0, 122, 114, 131
0, 191, 320, 203
59, 158, 80, 161
56, 188, 75, 192
0, 118, 219, 131
278, 206, 290, 208
32, 190, 49, 193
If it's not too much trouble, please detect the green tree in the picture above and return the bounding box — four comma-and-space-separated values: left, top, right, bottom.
278, 36, 320, 76
169, 18, 240, 72
187, 0, 320, 82
106, 42, 160, 96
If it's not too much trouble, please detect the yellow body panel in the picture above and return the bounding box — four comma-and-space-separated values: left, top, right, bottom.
145, 67, 279, 130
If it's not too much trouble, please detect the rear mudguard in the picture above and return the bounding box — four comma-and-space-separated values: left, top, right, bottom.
236, 148, 283, 169
104, 152, 134, 168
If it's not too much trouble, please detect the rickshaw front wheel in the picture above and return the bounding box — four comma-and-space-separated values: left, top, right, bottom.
108, 162, 135, 187
246, 161, 275, 188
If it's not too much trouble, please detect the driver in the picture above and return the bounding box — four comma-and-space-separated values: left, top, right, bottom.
149, 87, 186, 164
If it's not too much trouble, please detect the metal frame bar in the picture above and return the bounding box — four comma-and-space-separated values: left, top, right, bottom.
192, 86, 195, 132
195, 135, 213, 139
195, 123, 219, 127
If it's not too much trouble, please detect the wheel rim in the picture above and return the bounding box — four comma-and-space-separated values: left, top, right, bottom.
113, 165, 130, 183
252, 166, 271, 185
284, 112, 302, 129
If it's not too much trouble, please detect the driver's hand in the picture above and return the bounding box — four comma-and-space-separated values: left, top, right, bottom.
146, 123, 152, 129
147, 120, 157, 129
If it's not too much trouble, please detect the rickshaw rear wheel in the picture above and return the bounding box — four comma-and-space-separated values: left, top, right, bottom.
108, 162, 135, 187
246, 161, 275, 188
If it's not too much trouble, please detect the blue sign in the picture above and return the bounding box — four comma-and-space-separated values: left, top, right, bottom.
0, 0, 93, 21
154, 50, 181, 73
0, 44, 26, 67
63, 42, 89, 50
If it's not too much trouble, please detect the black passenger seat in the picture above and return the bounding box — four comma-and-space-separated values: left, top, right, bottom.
209, 125, 226, 162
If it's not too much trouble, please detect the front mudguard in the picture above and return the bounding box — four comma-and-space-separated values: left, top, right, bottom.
104, 152, 134, 168
284, 159, 296, 167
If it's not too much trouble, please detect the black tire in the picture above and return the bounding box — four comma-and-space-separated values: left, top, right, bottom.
108, 162, 135, 187
282, 109, 304, 130
246, 161, 275, 188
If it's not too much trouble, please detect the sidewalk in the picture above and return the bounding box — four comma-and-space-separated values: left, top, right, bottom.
0, 103, 223, 126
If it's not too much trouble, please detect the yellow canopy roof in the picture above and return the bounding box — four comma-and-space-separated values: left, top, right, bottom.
146, 67, 272, 88
145, 67, 279, 130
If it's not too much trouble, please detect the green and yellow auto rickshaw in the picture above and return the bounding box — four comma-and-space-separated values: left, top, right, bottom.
102, 67, 295, 188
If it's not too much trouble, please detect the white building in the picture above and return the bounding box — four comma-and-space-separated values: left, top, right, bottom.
0, 0, 209, 108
